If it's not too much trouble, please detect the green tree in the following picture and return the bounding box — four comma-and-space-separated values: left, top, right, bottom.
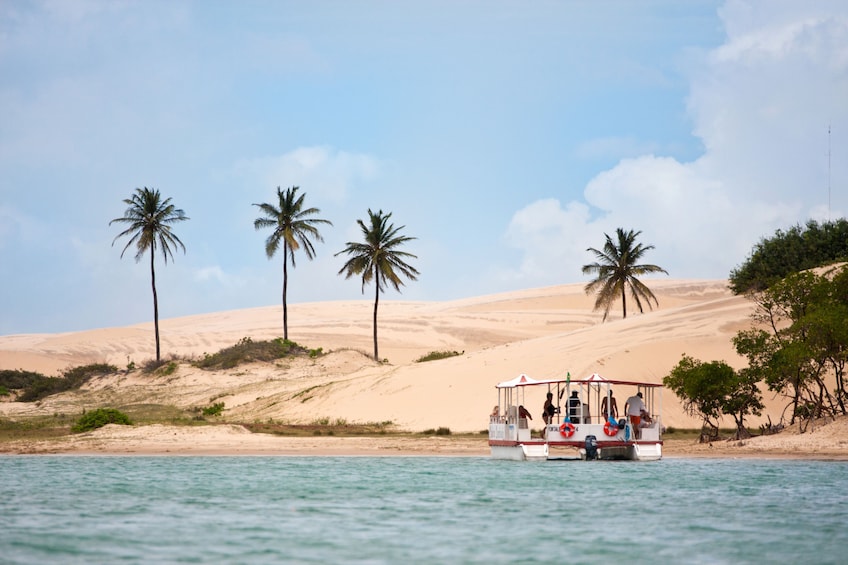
110, 187, 188, 362
582, 228, 668, 321
663, 355, 762, 441
729, 218, 848, 294
335, 209, 419, 361
253, 186, 332, 339
733, 267, 848, 426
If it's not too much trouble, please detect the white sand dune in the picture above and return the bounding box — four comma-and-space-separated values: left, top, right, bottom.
1, 278, 773, 435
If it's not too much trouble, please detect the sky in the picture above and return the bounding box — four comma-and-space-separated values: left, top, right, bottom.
2, 0, 848, 334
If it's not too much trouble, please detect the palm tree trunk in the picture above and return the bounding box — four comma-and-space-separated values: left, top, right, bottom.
282, 241, 289, 340
150, 251, 160, 362
621, 286, 627, 319
373, 267, 380, 361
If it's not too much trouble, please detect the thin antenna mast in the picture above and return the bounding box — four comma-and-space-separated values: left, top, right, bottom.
828, 124, 832, 221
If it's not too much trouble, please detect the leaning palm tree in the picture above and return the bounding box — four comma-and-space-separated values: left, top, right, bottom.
110, 187, 189, 362
335, 209, 419, 361
582, 228, 668, 321
253, 186, 333, 340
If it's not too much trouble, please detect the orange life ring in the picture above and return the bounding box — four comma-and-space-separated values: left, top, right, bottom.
603, 420, 619, 436
559, 421, 575, 438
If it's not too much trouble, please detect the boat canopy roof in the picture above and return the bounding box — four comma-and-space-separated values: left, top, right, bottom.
495, 372, 662, 389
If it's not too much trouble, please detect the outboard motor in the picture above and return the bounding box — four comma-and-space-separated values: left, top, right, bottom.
584, 434, 598, 461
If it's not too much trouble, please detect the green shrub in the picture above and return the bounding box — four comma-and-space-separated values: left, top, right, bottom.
195, 337, 310, 370
202, 402, 225, 417
72, 408, 132, 433
2, 364, 118, 403
414, 350, 464, 363
0, 368, 50, 390
0, 385, 9, 396
142, 357, 181, 374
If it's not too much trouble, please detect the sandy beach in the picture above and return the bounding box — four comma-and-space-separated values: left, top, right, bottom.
2, 279, 847, 458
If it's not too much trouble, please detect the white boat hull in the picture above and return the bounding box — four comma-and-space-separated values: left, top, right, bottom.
490, 441, 661, 461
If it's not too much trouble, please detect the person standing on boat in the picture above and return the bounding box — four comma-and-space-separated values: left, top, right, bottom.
625, 392, 646, 439
601, 390, 619, 422
542, 392, 557, 438
543, 392, 557, 424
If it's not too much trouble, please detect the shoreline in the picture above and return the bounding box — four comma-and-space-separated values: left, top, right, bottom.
2, 424, 847, 460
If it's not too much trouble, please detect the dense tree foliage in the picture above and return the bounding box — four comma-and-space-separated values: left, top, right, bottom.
728, 219, 848, 294
663, 355, 762, 441
733, 267, 848, 427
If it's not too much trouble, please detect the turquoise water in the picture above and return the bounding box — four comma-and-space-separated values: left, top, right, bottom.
2, 456, 847, 564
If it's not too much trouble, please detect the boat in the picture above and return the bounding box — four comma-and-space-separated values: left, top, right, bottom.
488, 372, 663, 461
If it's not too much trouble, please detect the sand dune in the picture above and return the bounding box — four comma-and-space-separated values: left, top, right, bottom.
1, 278, 773, 435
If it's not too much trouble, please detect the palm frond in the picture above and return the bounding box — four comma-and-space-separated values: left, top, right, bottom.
581, 227, 667, 321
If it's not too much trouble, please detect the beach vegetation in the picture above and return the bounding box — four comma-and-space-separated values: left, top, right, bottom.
243, 419, 397, 437
253, 186, 333, 340
664, 355, 763, 442
0, 414, 76, 442
141, 356, 186, 374
415, 350, 464, 363
336, 209, 419, 361
1, 364, 118, 403
195, 337, 309, 369
110, 187, 189, 362
72, 408, 132, 433
582, 228, 668, 321
728, 218, 848, 294
202, 402, 225, 417
733, 266, 848, 428
421, 427, 451, 436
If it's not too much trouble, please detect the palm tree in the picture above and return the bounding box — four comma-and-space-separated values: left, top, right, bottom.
582, 228, 668, 321
110, 187, 189, 362
253, 186, 332, 340
335, 209, 419, 361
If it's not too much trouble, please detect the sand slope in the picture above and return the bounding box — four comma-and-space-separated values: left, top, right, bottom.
1, 279, 776, 434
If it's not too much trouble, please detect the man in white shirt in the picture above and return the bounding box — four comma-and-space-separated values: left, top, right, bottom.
625, 392, 646, 439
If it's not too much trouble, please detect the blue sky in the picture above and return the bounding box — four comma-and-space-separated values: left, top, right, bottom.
2, 0, 847, 334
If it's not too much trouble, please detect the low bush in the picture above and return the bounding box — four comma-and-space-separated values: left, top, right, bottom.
142, 357, 185, 374
414, 350, 464, 363
72, 408, 132, 433
195, 337, 310, 370
0, 369, 49, 390
2, 364, 118, 403
421, 427, 452, 436
202, 402, 225, 417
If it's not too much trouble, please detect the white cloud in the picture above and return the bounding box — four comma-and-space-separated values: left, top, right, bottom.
501, 198, 592, 284
503, 2, 848, 282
